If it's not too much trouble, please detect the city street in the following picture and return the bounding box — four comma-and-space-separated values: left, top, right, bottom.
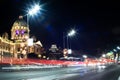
0, 64, 120, 80
0, 0, 119, 80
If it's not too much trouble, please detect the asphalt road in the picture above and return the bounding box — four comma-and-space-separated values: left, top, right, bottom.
0, 64, 120, 80
60, 64, 120, 80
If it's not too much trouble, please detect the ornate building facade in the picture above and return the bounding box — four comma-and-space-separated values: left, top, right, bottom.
0, 16, 43, 61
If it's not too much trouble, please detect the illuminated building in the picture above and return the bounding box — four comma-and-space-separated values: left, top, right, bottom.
106, 52, 114, 60
0, 16, 43, 61
48, 44, 63, 60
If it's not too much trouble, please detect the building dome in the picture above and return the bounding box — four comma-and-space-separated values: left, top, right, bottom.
13, 16, 28, 27
11, 16, 30, 41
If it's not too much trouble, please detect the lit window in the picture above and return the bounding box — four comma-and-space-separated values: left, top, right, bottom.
21, 26, 23, 29
15, 30, 19, 35
21, 30, 25, 35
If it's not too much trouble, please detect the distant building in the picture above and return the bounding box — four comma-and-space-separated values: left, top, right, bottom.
48, 44, 63, 60
0, 16, 43, 61
49, 44, 58, 52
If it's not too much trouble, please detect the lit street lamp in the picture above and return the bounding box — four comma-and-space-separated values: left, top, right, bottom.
117, 46, 120, 50
38, 54, 41, 58
68, 29, 76, 37
27, 4, 42, 36
83, 55, 87, 59
68, 49, 72, 54
28, 4, 41, 16
102, 54, 106, 58
116, 46, 120, 62
25, 4, 42, 55
113, 49, 117, 52
67, 29, 76, 50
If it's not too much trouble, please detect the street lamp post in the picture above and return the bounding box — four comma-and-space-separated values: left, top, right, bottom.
67, 29, 76, 50
63, 32, 65, 49
66, 36, 69, 50
25, 4, 41, 55
27, 14, 30, 36
27, 4, 41, 37
116, 46, 120, 62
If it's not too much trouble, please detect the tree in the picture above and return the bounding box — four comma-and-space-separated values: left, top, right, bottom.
2, 32, 9, 39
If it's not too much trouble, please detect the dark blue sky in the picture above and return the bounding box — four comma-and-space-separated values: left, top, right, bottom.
0, 0, 120, 55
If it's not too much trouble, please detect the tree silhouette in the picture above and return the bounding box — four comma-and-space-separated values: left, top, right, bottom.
2, 32, 9, 39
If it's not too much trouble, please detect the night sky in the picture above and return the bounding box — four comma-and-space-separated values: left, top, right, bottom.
0, 0, 120, 55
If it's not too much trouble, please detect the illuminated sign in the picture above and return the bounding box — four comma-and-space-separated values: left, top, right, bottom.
27, 38, 33, 46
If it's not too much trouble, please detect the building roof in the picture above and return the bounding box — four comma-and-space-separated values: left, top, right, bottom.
35, 41, 43, 47
13, 16, 28, 27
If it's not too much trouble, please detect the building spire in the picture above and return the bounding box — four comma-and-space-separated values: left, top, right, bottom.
19, 15, 23, 19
